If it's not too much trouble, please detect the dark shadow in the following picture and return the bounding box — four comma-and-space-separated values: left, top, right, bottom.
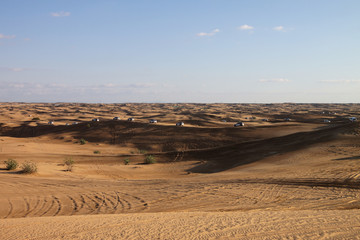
182, 123, 356, 173
333, 155, 360, 161
216, 178, 360, 190
0, 170, 25, 175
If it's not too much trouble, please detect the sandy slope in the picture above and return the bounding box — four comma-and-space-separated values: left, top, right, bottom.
1, 103, 360, 239
2, 210, 360, 240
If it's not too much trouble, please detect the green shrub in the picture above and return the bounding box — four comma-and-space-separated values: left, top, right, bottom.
64, 157, 75, 171
64, 157, 74, 166
144, 155, 156, 164
139, 149, 147, 154
93, 150, 101, 154
4, 159, 18, 170
124, 158, 130, 165
21, 161, 38, 174
80, 138, 87, 145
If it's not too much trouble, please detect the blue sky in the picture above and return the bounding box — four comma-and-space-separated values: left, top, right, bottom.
1, 0, 359, 103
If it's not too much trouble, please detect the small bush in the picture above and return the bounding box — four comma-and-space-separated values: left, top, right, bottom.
80, 138, 87, 145
139, 149, 147, 154
87, 124, 91, 128
32, 117, 40, 121
144, 155, 156, 164
21, 161, 37, 174
124, 158, 130, 165
4, 159, 18, 170
93, 150, 101, 154
64, 157, 75, 171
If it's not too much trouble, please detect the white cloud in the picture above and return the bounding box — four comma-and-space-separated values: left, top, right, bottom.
98, 83, 156, 89
11, 68, 25, 72
50, 11, 71, 17
0, 81, 157, 93
0, 34, 16, 39
0, 67, 27, 72
259, 78, 290, 83
319, 79, 360, 83
9, 68, 26, 72
196, 29, 220, 37
273, 26, 285, 31
238, 24, 254, 30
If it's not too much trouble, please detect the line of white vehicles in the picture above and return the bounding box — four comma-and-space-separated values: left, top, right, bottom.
47, 116, 357, 127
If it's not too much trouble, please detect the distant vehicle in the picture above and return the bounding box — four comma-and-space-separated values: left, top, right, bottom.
324, 119, 331, 123
65, 123, 69, 126
221, 120, 227, 122
149, 119, 157, 123
284, 118, 291, 121
234, 122, 245, 127
127, 118, 134, 121
113, 117, 120, 120
72, 122, 78, 125
92, 118, 100, 122
262, 119, 269, 122
349, 117, 357, 122
48, 121, 54, 125
176, 122, 184, 126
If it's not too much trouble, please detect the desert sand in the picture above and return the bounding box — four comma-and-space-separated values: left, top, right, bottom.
0, 102, 360, 239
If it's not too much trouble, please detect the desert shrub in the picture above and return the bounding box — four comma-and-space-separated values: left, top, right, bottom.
21, 161, 38, 174
87, 124, 91, 128
80, 138, 87, 145
4, 159, 18, 170
144, 155, 156, 164
32, 117, 40, 121
123, 158, 130, 165
64, 157, 75, 171
93, 150, 101, 154
139, 149, 147, 154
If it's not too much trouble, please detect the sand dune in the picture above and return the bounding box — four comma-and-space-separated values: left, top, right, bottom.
1, 103, 360, 239
2, 210, 360, 240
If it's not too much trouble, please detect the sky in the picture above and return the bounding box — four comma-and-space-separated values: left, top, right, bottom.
1, 0, 360, 103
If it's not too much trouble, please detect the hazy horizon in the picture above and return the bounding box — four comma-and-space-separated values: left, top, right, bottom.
1, 0, 359, 103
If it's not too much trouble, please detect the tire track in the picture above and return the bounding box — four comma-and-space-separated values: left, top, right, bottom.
84, 194, 101, 211
114, 192, 125, 212
34, 196, 49, 216
4, 199, 13, 219
23, 197, 30, 217
67, 195, 79, 215
53, 196, 61, 216
131, 195, 149, 209
40, 197, 55, 217
116, 192, 132, 210
24, 196, 41, 217
80, 194, 96, 214
1, 191, 149, 218
102, 192, 117, 213
93, 194, 106, 213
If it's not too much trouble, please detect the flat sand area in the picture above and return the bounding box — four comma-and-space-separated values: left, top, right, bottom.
1, 103, 360, 239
